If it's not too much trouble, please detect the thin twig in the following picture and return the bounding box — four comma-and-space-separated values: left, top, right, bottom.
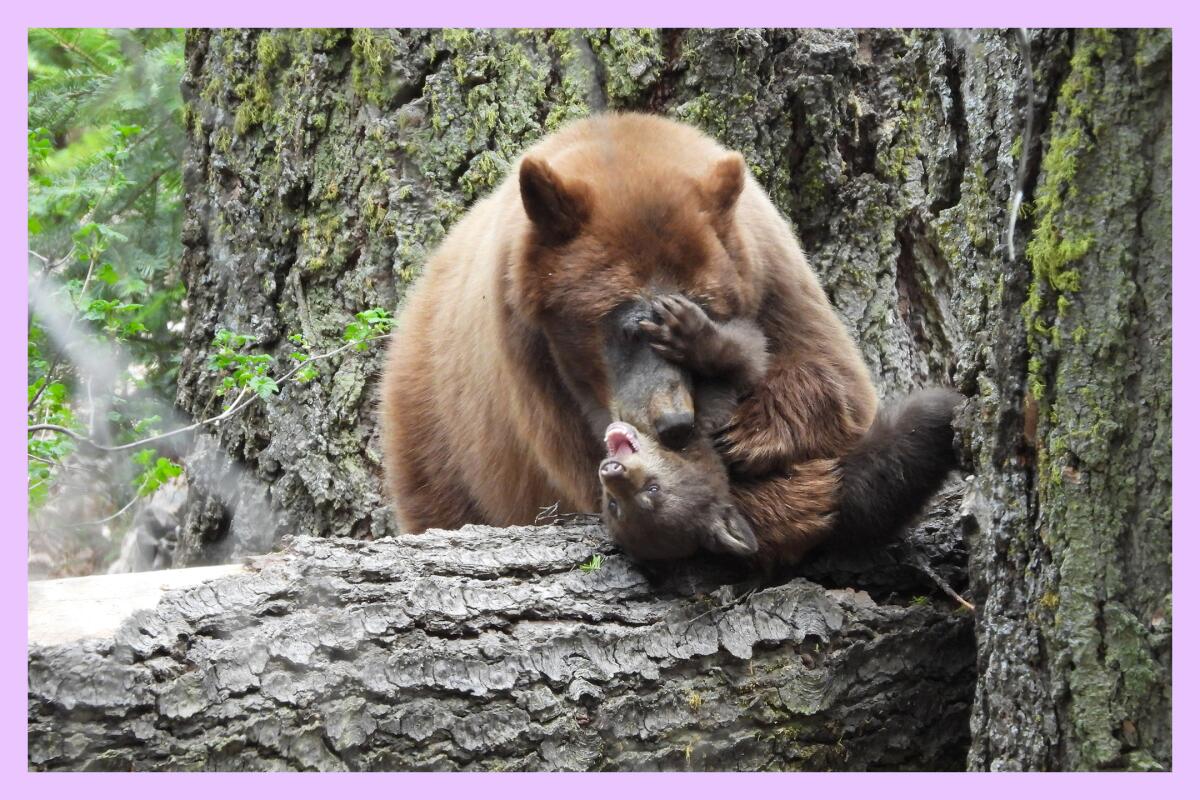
534, 501, 601, 526
27, 248, 94, 414
28, 248, 78, 272
65, 494, 141, 528
106, 166, 169, 221
25, 452, 89, 471
43, 28, 109, 73
914, 560, 975, 613
26, 334, 393, 454
29, 387, 250, 453
680, 583, 764, 630
27, 353, 61, 411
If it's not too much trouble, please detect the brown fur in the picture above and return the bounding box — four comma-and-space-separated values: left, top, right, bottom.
598, 295, 768, 560
380, 113, 877, 534
602, 295, 960, 568
601, 294, 841, 565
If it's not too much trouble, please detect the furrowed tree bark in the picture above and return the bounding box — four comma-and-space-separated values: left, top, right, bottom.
126, 27, 1170, 771
30, 509, 973, 771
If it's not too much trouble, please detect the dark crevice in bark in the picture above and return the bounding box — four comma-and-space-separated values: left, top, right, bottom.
644, 29, 685, 113
930, 33, 967, 216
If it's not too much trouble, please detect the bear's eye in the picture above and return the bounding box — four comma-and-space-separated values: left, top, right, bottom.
607, 498, 620, 516
645, 483, 659, 494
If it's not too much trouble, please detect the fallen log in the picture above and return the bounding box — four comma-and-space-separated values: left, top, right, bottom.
28, 487, 974, 771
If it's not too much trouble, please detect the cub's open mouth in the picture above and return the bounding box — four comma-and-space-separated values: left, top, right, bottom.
604, 422, 640, 459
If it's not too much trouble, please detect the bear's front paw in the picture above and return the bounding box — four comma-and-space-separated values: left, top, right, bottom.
639, 294, 716, 367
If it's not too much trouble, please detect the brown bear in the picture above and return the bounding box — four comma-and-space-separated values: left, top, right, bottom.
379, 112, 909, 561
599, 293, 961, 566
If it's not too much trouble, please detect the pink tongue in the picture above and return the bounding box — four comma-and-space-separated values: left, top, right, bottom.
605, 426, 637, 458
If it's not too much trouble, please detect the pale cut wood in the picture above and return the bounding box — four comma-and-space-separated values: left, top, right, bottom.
28, 564, 245, 647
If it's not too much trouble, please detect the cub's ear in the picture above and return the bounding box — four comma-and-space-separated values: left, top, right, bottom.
519, 157, 592, 243
702, 504, 759, 558
702, 153, 746, 215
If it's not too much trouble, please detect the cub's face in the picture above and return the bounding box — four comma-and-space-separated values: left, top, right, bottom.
598, 421, 758, 561
511, 152, 753, 449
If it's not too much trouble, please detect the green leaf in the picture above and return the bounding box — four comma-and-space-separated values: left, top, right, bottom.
248, 375, 279, 400
135, 455, 183, 496
96, 262, 119, 285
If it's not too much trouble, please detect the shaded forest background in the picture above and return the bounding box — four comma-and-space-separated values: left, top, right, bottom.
27, 28, 1170, 770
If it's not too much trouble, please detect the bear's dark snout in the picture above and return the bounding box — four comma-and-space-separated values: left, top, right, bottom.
654, 411, 695, 449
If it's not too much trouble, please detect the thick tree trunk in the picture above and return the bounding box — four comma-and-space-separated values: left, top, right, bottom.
960, 30, 1172, 771
162, 28, 1170, 770
29, 504, 973, 771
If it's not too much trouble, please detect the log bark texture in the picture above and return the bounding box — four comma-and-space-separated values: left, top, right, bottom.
149, 27, 1171, 770
29, 506, 973, 771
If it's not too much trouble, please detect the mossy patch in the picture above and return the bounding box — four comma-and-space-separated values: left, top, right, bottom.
585, 28, 663, 107
351, 29, 400, 107
1021, 31, 1108, 399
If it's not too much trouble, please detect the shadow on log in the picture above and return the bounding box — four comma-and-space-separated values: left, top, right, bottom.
29, 487, 972, 771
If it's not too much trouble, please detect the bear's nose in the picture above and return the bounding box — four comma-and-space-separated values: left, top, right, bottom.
654, 411, 695, 449
600, 460, 626, 479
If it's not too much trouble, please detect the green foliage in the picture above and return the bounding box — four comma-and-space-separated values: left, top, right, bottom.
207, 310, 395, 402
579, 554, 605, 573
24, 31, 403, 575
26, 352, 77, 509
343, 307, 396, 350
28, 28, 187, 524
208, 330, 279, 400
132, 448, 183, 496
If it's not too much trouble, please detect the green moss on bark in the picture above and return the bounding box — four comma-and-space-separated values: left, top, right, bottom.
1016, 28, 1171, 770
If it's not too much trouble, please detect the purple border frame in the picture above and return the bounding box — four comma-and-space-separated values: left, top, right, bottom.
5, 1, 1190, 793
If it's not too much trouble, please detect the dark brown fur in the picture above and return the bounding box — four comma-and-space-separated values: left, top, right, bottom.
731, 389, 962, 567
380, 113, 877, 535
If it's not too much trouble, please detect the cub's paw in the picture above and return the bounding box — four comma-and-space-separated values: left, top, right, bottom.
639, 294, 716, 366
701, 502, 759, 558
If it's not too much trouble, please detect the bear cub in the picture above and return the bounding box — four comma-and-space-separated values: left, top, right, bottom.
599, 294, 767, 561
599, 294, 964, 568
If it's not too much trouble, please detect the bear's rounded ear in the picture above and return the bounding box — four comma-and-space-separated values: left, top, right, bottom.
703, 153, 746, 216
519, 157, 592, 243
702, 505, 759, 558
